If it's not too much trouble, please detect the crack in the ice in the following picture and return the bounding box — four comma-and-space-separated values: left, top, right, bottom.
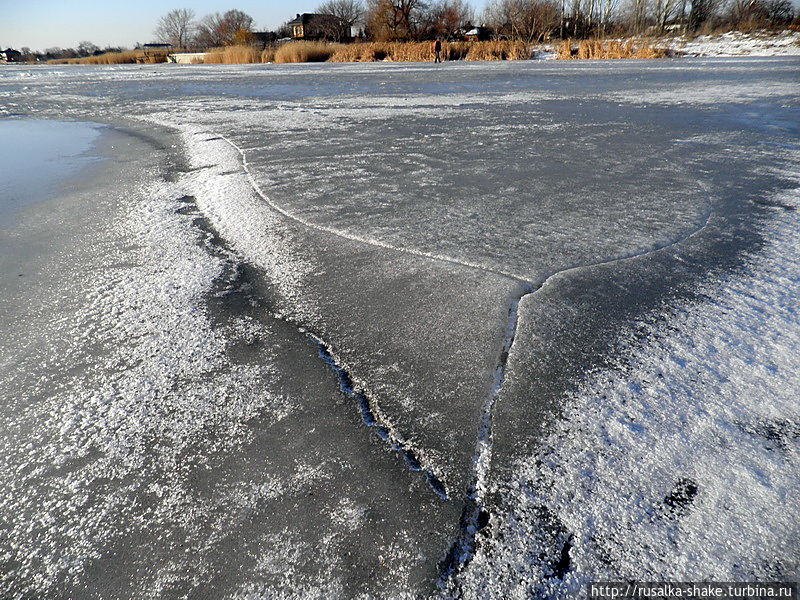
438, 287, 528, 583
215, 133, 529, 282
309, 332, 449, 500
177, 190, 449, 497
214, 131, 716, 294
438, 211, 715, 586
188, 129, 718, 583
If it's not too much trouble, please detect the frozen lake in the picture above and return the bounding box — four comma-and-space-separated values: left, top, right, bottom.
0, 58, 798, 599
0, 119, 102, 227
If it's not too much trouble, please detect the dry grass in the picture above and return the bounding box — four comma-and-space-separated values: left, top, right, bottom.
329, 43, 389, 62
558, 39, 668, 59
198, 45, 276, 64
49, 49, 168, 64
464, 40, 530, 60
386, 41, 435, 61
261, 47, 277, 62
203, 45, 262, 64
191, 43, 339, 65
274, 41, 342, 63
330, 40, 530, 62
56, 38, 667, 66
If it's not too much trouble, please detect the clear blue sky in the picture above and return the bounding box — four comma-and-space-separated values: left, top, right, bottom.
1, 0, 488, 51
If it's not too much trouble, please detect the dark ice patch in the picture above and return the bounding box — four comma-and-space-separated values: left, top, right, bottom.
662, 477, 699, 518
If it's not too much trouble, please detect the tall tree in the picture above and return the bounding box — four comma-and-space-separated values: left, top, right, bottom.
220, 9, 255, 38
317, 0, 366, 39
687, 0, 722, 30
77, 41, 100, 56
764, 0, 793, 25
366, 0, 424, 40
599, 0, 620, 34
195, 9, 254, 47
629, 0, 649, 33
154, 8, 196, 48
195, 13, 225, 47
483, 0, 560, 41
422, 0, 474, 38
653, 0, 679, 30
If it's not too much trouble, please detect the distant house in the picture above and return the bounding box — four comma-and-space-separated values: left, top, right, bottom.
286, 13, 349, 41
287, 13, 317, 39
0, 48, 22, 63
463, 26, 491, 42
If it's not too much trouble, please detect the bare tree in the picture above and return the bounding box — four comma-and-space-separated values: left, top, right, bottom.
317, 0, 366, 38
275, 21, 293, 38
484, 0, 560, 41
422, 0, 474, 38
303, 14, 351, 41
627, 0, 649, 33
196, 13, 225, 47
154, 8, 196, 48
653, 0, 679, 30
688, 0, 723, 30
764, 0, 793, 25
366, 0, 427, 40
599, 0, 620, 33
77, 41, 100, 56
221, 9, 255, 36
195, 10, 255, 47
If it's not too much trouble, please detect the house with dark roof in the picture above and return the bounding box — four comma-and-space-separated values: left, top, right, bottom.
287, 13, 317, 39
463, 26, 492, 42
286, 13, 349, 41
0, 48, 22, 63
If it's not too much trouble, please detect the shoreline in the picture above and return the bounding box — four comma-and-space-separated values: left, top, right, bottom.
33, 30, 800, 66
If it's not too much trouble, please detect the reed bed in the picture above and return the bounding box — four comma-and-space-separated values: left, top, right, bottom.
558, 39, 668, 59
203, 45, 262, 64
261, 47, 277, 63
463, 40, 530, 60
51, 39, 667, 66
274, 41, 342, 63
329, 40, 530, 62
49, 50, 168, 64
328, 43, 390, 62
383, 41, 436, 62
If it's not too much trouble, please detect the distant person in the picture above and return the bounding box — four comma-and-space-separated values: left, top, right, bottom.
433, 39, 442, 63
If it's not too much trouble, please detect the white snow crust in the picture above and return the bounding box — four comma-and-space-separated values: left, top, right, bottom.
454, 185, 800, 597
671, 30, 800, 57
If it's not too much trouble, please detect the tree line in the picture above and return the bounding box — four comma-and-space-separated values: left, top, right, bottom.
16, 42, 127, 62
13, 0, 796, 61
152, 0, 795, 49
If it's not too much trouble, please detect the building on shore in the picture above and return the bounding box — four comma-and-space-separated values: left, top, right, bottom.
286, 13, 350, 42
0, 49, 22, 63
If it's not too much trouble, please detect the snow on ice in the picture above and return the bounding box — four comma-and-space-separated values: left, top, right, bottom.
0, 57, 797, 598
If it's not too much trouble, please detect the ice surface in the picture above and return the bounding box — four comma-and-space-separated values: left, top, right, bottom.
0, 123, 463, 598
0, 119, 102, 226
1, 57, 798, 597
453, 183, 800, 597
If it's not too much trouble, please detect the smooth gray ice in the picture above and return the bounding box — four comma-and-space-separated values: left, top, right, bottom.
0, 119, 101, 227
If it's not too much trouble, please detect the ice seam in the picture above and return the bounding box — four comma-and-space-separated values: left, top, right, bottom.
188, 129, 717, 572
308, 332, 449, 500
216, 133, 531, 283
439, 210, 715, 584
